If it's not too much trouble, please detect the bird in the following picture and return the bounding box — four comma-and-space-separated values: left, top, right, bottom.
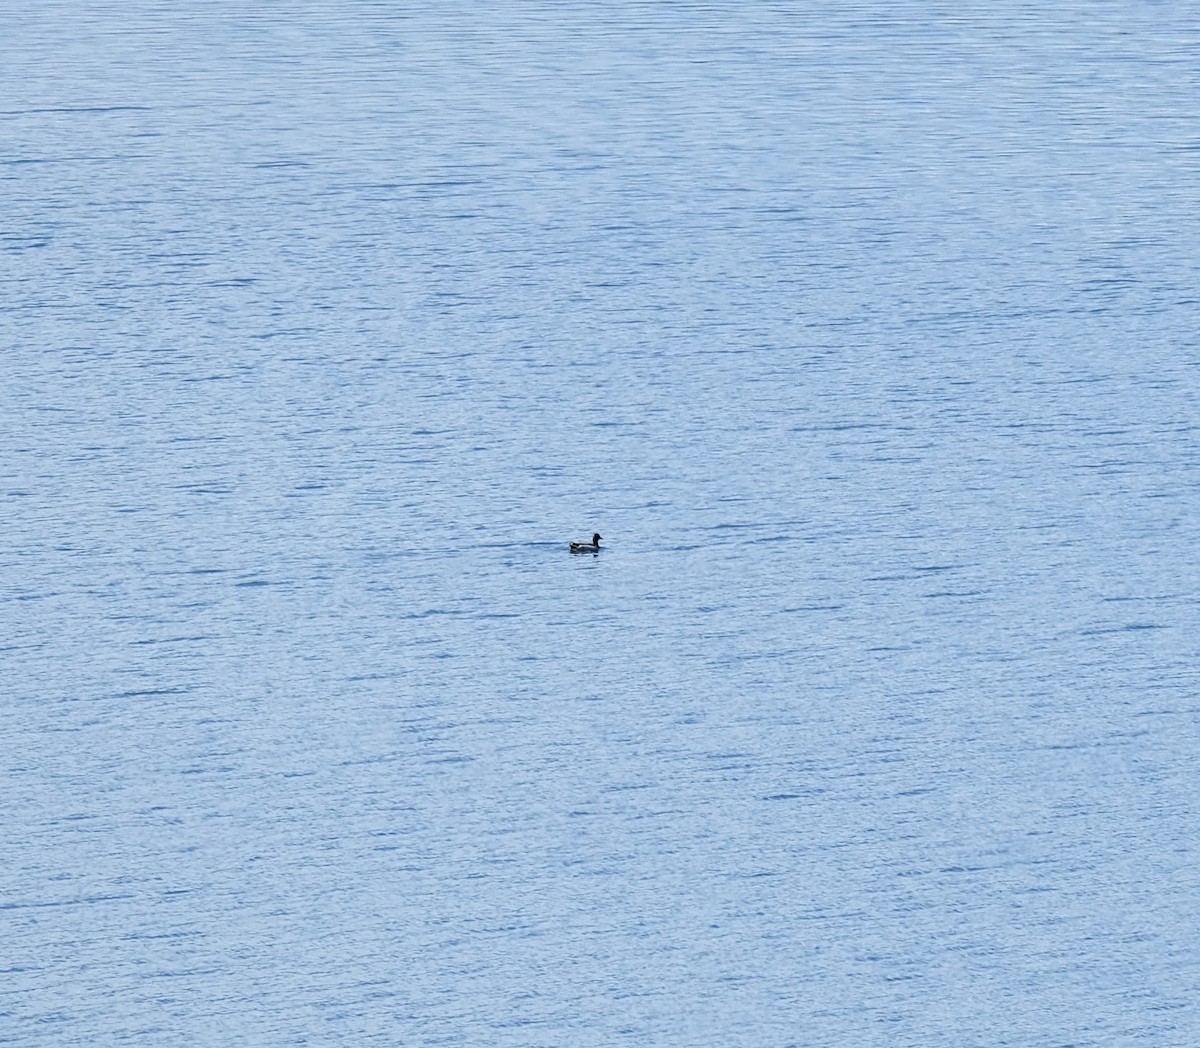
569, 532, 602, 554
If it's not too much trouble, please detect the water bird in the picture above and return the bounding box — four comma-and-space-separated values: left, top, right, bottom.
569, 532, 602, 554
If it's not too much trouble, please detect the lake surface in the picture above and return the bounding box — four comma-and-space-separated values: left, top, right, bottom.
3, 2, 1200, 1045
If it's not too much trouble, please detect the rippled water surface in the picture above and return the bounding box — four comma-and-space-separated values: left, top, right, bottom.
4, 3, 1200, 1045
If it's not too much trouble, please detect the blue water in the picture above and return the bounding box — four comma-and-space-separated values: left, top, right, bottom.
4, 3, 1200, 1045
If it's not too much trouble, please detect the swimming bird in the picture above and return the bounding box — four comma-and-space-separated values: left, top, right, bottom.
569, 532, 602, 554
